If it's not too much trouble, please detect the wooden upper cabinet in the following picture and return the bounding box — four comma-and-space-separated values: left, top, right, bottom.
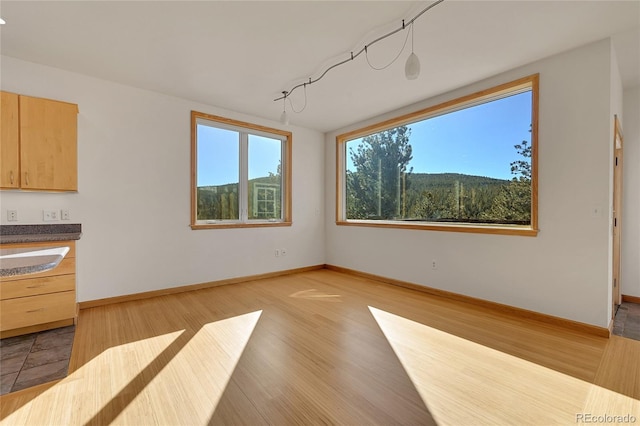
19, 95, 78, 191
1, 92, 20, 189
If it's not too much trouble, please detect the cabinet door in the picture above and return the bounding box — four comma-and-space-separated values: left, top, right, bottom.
19, 95, 78, 191
1, 91, 20, 189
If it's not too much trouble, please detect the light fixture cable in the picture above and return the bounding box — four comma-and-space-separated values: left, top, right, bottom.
274, 0, 445, 105
288, 83, 307, 114
365, 23, 411, 71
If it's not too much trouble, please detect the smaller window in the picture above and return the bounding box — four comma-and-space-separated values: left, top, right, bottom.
253, 183, 279, 219
191, 112, 292, 229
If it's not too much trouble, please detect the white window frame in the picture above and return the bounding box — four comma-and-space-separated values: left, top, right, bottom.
253, 183, 279, 219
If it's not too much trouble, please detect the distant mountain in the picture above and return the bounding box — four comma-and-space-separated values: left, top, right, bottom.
408, 172, 508, 191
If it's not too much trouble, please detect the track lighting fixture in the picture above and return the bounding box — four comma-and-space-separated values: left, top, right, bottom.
275, 0, 444, 120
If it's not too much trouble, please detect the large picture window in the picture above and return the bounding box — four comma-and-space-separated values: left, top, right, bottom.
191, 112, 292, 229
336, 75, 538, 236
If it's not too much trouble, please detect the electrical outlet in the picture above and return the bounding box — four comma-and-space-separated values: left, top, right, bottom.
43, 210, 58, 221
431, 260, 437, 270
7, 210, 18, 222
61, 209, 70, 220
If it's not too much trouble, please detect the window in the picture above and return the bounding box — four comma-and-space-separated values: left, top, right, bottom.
336, 75, 538, 236
191, 111, 292, 229
253, 183, 279, 218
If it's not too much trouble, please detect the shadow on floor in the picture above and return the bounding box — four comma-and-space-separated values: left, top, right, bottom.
613, 302, 640, 341
0, 326, 75, 395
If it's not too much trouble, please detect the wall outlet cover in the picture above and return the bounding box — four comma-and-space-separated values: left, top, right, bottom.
43, 210, 59, 221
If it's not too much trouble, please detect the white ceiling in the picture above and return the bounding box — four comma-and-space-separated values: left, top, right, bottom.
0, 1, 638, 132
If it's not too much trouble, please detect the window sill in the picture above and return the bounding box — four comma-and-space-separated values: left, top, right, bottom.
336, 219, 538, 237
191, 221, 292, 230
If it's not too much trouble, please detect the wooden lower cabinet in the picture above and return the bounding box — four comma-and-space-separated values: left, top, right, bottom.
1, 291, 76, 331
0, 240, 77, 338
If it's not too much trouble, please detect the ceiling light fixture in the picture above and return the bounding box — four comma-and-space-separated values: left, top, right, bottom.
405, 23, 420, 80
0, 18, 6, 25
280, 91, 289, 125
274, 0, 444, 118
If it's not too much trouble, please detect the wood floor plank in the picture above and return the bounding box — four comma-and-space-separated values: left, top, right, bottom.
1, 269, 638, 425
593, 336, 640, 399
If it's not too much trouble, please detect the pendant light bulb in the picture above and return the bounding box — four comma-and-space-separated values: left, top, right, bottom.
280, 110, 289, 126
280, 92, 289, 125
405, 53, 420, 80
405, 23, 420, 80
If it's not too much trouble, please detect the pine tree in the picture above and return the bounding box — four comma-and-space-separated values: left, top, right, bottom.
346, 126, 413, 219
484, 131, 532, 224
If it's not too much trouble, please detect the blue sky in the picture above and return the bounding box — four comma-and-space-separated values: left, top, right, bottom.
197, 127, 281, 186
347, 91, 532, 181
198, 90, 532, 186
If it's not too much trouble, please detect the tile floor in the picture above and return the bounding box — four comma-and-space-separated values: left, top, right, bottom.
0, 325, 75, 395
612, 302, 640, 341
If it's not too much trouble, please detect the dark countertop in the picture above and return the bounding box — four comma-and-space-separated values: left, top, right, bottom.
0, 224, 82, 244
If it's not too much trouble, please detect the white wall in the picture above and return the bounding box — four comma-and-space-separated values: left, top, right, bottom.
325, 39, 616, 328
0, 56, 326, 302
622, 86, 640, 298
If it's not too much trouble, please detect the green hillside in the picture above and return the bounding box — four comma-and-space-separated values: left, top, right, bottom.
409, 172, 507, 191
348, 171, 530, 225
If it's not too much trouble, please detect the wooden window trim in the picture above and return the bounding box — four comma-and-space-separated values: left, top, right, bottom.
335, 74, 539, 237
191, 111, 292, 229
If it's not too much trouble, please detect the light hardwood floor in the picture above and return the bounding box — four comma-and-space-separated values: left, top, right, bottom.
1, 269, 639, 425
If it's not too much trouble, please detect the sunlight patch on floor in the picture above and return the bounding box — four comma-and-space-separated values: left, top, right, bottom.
2, 330, 184, 425
2, 311, 263, 425
289, 289, 342, 302
144, 310, 263, 425
368, 306, 640, 425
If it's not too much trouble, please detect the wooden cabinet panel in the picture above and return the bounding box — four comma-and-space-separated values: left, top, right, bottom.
0, 240, 77, 335
1, 274, 75, 300
0, 240, 76, 259
19, 95, 78, 191
0, 291, 76, 331
0, 241, 76, 282
0, 257, 75, 282
0, 92, 20, 189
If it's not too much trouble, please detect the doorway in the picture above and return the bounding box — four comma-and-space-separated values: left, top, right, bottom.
612, 115, 623, 319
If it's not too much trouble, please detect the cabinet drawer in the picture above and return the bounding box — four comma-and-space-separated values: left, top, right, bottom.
1, 274, 75, 300
1, 257, 75, 283
0, 291, 76, 331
